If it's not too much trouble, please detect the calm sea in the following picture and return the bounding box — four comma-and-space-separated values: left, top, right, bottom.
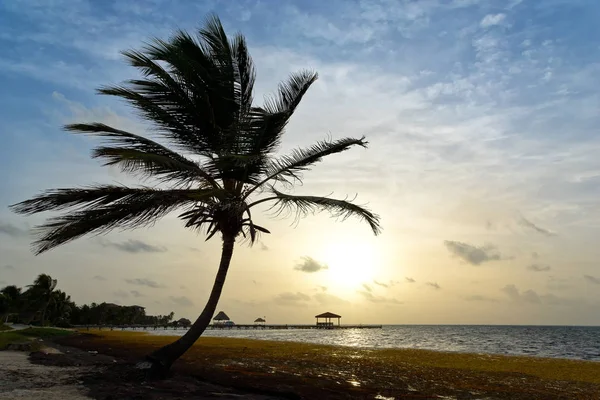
145, 325, 600, 361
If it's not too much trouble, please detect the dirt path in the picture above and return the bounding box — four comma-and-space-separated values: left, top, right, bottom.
0, 350, 92, 399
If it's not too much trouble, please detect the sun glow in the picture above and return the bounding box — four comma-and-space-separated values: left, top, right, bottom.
321, 239, 381, 289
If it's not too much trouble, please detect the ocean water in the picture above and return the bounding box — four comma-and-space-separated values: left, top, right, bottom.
143, 325, 600, 361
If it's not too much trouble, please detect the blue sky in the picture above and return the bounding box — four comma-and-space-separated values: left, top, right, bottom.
1, 0, 600, 325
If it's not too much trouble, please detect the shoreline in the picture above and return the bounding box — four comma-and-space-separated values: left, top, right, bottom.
53, 330, 600, 399
103, 326, 600, 363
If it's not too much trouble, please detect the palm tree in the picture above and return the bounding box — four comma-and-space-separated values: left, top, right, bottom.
11, 15, 381, 376
1, 285, 22, 322
26, 274, 57, 325
48, 290, 73, 326
0, 294, 8, 322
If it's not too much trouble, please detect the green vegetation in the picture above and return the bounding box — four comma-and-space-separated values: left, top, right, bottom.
10, 13, 381, 374
17, 327, 74, 338
0, 332, 25, 349
0, 327, 73, 350
2, 274, 182, 328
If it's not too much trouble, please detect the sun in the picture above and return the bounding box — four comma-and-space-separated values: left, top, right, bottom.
321, 239, 381, 289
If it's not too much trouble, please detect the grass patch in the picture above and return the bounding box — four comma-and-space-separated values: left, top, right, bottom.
0, 327, 74, 350
19, 327, 74, 338
0, 323, 13, 331
0, 332, 26, 349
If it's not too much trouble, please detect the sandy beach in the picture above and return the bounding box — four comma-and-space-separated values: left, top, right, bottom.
0, 348, 91, 399
0, 339, 287, 399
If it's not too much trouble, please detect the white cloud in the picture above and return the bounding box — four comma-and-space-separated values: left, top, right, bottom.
480, 13, 506, 28
293, 257, 328, 273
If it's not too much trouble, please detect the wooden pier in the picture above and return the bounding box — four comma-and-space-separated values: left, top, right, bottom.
75, 324, 382, 331
207, 324, 382, 330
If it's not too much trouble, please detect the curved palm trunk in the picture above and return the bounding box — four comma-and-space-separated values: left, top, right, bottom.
146, 235, 236, 378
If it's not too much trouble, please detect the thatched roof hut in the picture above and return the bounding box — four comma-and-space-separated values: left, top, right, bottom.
213, 311, 230, 323
254, 317, 266, 324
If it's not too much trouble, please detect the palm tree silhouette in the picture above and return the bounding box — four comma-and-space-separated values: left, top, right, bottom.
11, 14, 381, 375
27, 274, 57, 326
1, 285, 21, 323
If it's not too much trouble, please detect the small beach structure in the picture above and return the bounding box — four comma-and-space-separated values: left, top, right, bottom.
213, 311, 231, 325
315, 311, 341, 328
254, 317, 266, 325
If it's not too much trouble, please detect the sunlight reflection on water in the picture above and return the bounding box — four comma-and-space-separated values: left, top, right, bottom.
142, 325, 600, 361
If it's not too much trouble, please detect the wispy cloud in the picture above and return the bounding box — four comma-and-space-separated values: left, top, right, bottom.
293, 256, 328, 273
100, 239, 167, 253
405, 277, 416, 283
426, 282, 441, 290
373, 280, 399, 288
583, 275, 600, 285
130, 290, 144, 298
517, 216, 557, 237
125, 278, 166, 289
362, 283, 373, 292
92, 275, 106, 281
527, 264, 551, 272
444, 241, 502, 265
3, 265, 15, 270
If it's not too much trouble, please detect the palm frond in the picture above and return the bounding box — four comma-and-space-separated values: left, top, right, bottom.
208, 153, 267, 185
10, 185, 218, 215
230, 32, 255, 112
247, 137, 367, 196
119, 48, 220, 152
263, 70, 318, 115
252, 189, 381, 235
97, 85, 214, 154
164, 30, 237, 133
100, 21, 237, 155
11, 186, 218, 254
65, 123, 220, 187
239, 71, 319, 160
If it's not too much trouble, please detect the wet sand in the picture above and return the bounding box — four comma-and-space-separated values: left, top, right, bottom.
50, 330, 600, 399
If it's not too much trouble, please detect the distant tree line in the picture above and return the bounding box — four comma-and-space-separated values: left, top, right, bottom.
0, 274, 192, 328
